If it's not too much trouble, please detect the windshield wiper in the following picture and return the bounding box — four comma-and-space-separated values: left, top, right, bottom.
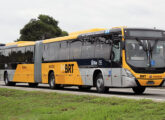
135, 38, 148, 51
149, 39, 158, 58
135, 38, 159, 67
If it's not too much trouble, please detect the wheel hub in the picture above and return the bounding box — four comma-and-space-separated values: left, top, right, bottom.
5, 77, 8, 84
97, 78, 103, 88
50, 77, 54, 87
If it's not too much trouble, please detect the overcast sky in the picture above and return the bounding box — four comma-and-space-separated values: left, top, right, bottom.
0, 0, 165, 43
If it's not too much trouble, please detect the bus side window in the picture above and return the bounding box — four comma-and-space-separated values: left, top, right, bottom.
111, 42, 121, 67
59, 41, 69, 60
0, 49, 4, 68
43, 42, 60, 62
25, 46, 34, 63
50, 42, 59, 61
95, 37, 111, 60
11, 48, 17, 63
81, 38, 95, 59
69, 40, 82, 60
4, 49, 12, 63
0, 49, 4, 63
17, 47, 26, 63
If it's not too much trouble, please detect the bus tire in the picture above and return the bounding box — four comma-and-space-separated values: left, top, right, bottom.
49, 72, 56, 89
4, 73, 16, 86
48, 72, 61, 89
28, 83, 38, 88
132, 86, 146, 94
95, 73, 106, 93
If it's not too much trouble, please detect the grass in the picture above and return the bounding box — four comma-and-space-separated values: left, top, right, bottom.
0, 88, 165, 120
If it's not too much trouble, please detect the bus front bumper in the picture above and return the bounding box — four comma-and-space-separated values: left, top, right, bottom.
137, 79, 165, 87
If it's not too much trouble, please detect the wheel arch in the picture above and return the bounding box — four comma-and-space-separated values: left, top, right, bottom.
48, 70, 54, 82
93, 69, 103, 87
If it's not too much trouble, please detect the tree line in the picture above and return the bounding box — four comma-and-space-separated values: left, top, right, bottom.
17, 14, 68, 41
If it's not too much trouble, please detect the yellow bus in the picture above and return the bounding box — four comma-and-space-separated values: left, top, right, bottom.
1, 27, 165, 94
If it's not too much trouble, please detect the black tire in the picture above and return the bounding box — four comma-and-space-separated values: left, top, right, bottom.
104, 87, 109, 93
95, 73, 106, 93
49, 72, 56, 89
28, 83, 38, 88
48, 72, 61, 89
132, 86, 146, 94
78, 86, 91, 91
4, 73, 16, 86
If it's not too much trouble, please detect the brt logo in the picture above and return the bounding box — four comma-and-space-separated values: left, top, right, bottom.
140, 75, 146, 78
65, 64, 74, 73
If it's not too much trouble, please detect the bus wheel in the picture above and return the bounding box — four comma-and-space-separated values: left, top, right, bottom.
4, 73, 16, 86
28, 83, 38, 88
95, 73, 106, 93
132, 86, 146, 94
78, 86, 91, 91
49, 72, 56, 89
48, 72, 64, 89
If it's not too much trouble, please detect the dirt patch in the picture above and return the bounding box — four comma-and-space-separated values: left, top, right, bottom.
61, 107, 76, 112
0, 91, 15, 97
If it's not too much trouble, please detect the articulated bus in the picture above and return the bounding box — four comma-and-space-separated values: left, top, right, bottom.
1, 27, 165, 94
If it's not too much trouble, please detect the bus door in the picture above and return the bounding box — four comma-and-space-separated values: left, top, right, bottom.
111, 42, 122, 87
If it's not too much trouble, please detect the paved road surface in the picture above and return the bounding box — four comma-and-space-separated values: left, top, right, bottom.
0, 81, 165, 102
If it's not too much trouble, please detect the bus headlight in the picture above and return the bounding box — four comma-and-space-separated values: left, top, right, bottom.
125, 69, 135, 78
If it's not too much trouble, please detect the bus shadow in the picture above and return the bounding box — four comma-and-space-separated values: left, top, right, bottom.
1, 83, 162, 97
11, 84, 160, 96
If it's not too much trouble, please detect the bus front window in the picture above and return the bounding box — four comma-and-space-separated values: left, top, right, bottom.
151, 41, 165, 68
125, 39, 165, 68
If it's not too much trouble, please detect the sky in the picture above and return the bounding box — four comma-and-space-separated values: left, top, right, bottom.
0, 0, 165, 43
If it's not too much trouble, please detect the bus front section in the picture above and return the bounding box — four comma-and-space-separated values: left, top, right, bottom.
123, 28, 165, 93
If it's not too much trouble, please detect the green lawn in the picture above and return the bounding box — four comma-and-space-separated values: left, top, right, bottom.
0, 88, 165, 120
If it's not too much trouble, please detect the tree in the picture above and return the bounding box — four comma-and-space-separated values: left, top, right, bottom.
18, 14, 68, 41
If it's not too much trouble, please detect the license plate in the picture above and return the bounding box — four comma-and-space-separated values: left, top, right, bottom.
147, 81, 155, 85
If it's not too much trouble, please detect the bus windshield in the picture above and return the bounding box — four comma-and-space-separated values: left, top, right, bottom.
125, 39, 165, 68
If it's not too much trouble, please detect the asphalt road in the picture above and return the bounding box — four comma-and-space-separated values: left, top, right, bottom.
0, 81, 165, 102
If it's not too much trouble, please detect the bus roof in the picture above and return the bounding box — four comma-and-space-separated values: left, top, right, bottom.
69, 28, 107, 36
6, 41, 35, 46
43, 28, 108, 44
43, 34, 78, 44
5, 27, 125, 47
4, 27, 121, 47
